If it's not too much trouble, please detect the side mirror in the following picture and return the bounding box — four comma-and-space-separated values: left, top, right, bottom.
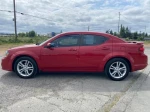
36, 43, 40, 45
46, 43, 55, 48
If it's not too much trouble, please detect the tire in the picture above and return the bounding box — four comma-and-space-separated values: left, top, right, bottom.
105, 58, 130, 81
14, 57, 38, 78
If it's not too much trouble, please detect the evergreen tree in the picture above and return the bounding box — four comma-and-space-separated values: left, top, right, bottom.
120, 25, 126, 38
133, 32, 138, 39
114, 32, 117, 36
125, 27, 131, 38
145, 33, 148, 37
105, 24, 148, 40
106, 30, 109, 34
110, 30, 113, 35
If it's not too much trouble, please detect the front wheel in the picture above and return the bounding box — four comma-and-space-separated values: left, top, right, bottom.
105, 58, 130, 81
14, 57, 38, 78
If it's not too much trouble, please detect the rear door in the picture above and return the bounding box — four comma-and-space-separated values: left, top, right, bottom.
78, 34, 112, 71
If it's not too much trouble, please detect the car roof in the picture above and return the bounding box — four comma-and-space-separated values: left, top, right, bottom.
61, 31, 108, 35
60, 31, 115, 37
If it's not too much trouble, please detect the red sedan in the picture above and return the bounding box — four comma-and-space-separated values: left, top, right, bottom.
1, 32, 148, 81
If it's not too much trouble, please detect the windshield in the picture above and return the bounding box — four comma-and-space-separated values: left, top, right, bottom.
39, 36, 56, 46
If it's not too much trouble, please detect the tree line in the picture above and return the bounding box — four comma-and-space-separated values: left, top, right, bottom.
18, 26, 149, 40
18, 30, 37, 37
106, 24, 149, 40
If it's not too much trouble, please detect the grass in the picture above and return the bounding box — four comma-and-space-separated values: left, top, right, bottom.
144, 40, 150, 44
0, 43, 26, 56
142, 41, 150, 47
0, 36, 49, 56
0, 36, 49, 45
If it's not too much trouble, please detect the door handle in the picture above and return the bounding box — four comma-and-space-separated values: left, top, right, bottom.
102, 47, 110, 50
69, 48, 77, 51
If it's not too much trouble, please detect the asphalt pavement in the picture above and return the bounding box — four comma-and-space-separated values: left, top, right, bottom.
0, 48, 150, 112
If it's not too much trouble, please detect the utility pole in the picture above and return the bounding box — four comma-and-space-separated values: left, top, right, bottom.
118, 12, 121, 34
60, 30, 63, 33
88, 26, 90, 31
13, 0, 17, 41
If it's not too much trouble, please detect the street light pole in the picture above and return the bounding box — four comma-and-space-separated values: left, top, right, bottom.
13, 0, 17, 41
88, 26, 90, 31
118, 12, 121, 34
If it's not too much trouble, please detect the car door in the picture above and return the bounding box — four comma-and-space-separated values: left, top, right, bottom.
40, 34, 81, 71
78, 34, 112, 71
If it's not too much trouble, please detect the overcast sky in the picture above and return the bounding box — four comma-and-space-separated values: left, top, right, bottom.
0, 0, 150, 34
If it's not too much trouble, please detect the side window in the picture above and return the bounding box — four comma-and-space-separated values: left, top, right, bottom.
52, 35, 80, 47
82, 35, 108, 46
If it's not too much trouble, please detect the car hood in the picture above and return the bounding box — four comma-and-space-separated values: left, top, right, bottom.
9, 44, 38, 50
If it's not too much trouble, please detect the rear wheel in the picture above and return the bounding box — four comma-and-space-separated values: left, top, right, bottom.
14, 57, 38, 78
105, 58, 130, 81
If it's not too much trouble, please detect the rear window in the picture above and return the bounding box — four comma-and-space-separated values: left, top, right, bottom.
82, 35, 108, 46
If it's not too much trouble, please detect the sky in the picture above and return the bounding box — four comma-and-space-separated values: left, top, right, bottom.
0, 0, 150, 34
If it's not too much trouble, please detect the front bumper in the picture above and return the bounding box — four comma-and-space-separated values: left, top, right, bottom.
1, 56, 12, 71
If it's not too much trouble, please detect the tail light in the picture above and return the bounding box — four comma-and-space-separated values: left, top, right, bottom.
139, 46, 144, 52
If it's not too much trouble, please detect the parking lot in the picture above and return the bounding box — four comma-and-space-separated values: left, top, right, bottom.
0, 48, 150, 112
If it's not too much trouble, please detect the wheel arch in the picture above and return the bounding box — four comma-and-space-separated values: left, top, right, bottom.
104, 57, 132, 72
12, 55, 39, 71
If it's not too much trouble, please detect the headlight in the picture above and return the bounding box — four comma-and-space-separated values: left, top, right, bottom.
5, 50, 9, 56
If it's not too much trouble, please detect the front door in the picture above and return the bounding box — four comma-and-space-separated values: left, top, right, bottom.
41, 34, 81, 71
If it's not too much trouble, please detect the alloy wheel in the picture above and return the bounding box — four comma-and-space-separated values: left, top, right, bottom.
109, 61, 127, 79
17, 60, 34, 77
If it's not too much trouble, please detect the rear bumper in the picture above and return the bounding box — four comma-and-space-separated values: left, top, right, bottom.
132, 54, 148, 71
1, 56, 12, 71
133, 64, 148, 71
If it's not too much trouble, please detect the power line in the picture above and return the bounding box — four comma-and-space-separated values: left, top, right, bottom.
121, 14, 148, 27
121, 14, 148, 32
0, 9, 52, 21
121, 15, 133, 24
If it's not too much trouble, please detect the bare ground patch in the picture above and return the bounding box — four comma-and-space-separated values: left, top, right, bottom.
0, 44, 27, 56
